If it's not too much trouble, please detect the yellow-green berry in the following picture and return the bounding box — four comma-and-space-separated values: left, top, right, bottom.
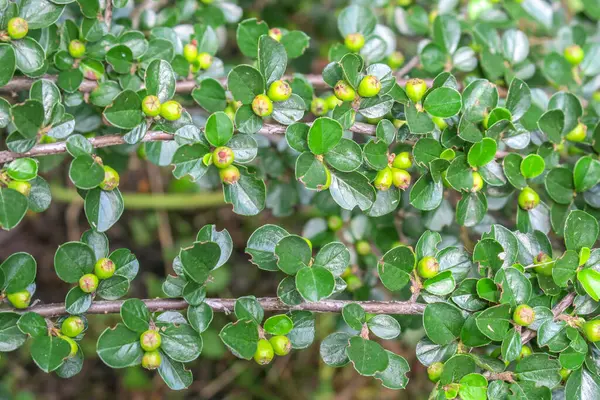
311, 98, 328, 116
334, 80, 357, 102
533, 252, 554, 277
254, 339, 275, 365
269, 335, 292, 356
61, 316, 85, 338
427, 362, 443, 382
513, 304, 535, 327
140, 330, 162, 351
387, 51, 405, 69
252, 94, 273, 117
518, 187, 540, 211
267, 80, 292, 102
472, 171, 484, 192
94, 258, 116, 280
142, 350, 162, 370
269, 28, 282, 42
183, 43, 198, 63
565, 122, 587, 142
356, 240, 371, 256
391, 168, 411, 190
344, 33, 365, 52
564, 45, 584, 66
99, 166, 120, 191
357, 75, 381, 98
212, 146, 235, 169
142, 95, 161, 117
417, 256, 439, 279
79, 273, 99, 293
392, 151, 412, 169
68, 40, 86, 59
160, 100, 183, 121
405, 78, 428, 104
219, 165, 241, 185
7, 18, 28, 40
6, 290, 31, 309
7, 180, 31, 196
374, 167, 393, 191
583, 320, 600, 342
196, 52, 213, 70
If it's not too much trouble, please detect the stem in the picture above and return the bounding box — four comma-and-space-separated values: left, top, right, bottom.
521, 292, 576, 345
15, 297, 426, 318
104, 0, 113, 29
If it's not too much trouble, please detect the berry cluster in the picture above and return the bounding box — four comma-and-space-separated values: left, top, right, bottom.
78, 257, 116, 294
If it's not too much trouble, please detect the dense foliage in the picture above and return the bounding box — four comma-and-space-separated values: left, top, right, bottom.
1, 0, 600, 397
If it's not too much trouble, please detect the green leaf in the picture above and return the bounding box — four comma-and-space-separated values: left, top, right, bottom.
545, 167, 574, 204
314, 242, 350, 277
12, 37, 45, 74
272, 94, 305, 125
520, 154, 545, 179
501, 328, 522, 363
0, 312, 27, 351
367, 315, 401, 340
337, 5, 376, 37
329, 171, 376, 211
6, 158, 38, 181
192, 78, 226, 113
84, 188, 124, 233
106, 45, 133, 75
263, 315, 294, 336
505, 78, 530, 121
459, 373, 488, 400
0, 188, 28, 230
410, 172, 443, 211
320, 332, 352, 367
374, 350, 410, 389
157, 322, 202, 363
577, 268, 600, 301
120, 299, 150, 333
307, 117, 343, 155
565, 367, 600, 399
281, 30, 310, 59
0, 44, 15, 87
423, 302, 464, 345
11, 100, 44, 139
219, 319, 259, 360
565, 210, 599, 252
424, 87, 462, 118
54, 242, 95, 283
574, 156, 600, 193
234, 296, 264, 325
97, 323, 143, 368
145, 60, 175, 103
65, 287, 92, 315
179, 242, 221, 284
236, 19, 269, 58
494, 267, 532, 307
158, 353, 193, 391
274, 235, 312, 275
171, 143, 210, 181
204, 111, 233, 147
0, 252, 36, 293
187, 303, 213, 333
17, 312, 47, 337
325, 139, 362, 172
287, 310, 315, 349
538, 109, 564, 143
515, 354, 561, 388
227, 65, 265, 105
342, 303, 366, 330
462, 79, 498, 123
377, 246, 415, 291
103, 90, 143, 129
97, 275, 130, 300
295, 266, 335, 302
406, 101, 434, 134
68, 154, 105, 190
346, 336, 388, 376
423, 271, 455, 296
222, 167, 266, 216
467, 138, 496, 168
30, 335, 71, 373
258, 35, 287, 86
246, 224, 289, 271
553, 250, 579, 287
475, 303, 511, 341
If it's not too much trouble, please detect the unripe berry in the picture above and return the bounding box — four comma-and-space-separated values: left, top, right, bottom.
7, 18, 28, 40
334, 80, 357, 102
344, 33, 365, 52
427, 362, 444, 382
320, 166, 332, 190
160, 100, 183, 121
594, 91, 600, 103
583, 319, 600, 342
254, 339, 275, 365
405, 78, 428, 104
345, 274, 362, 291
432, 116, 448, 130
8, 180, 31, 196
79, 273, 99, 293
325, 95, 342, 110
513, 304, 535, 327
140, 330, 162, 351
219, 165, 241, 185
196, 52, 213, 70
387, 51, 405, 69
519, 345, 533, 359
6, 290, 31, 309
252, 94, 273, 117
224, 106, 235, 121
40, 135, 57, 144
564, 45, 584, 66
358, 75, 381, 98
560, 368, 572, 381
417, 256, 439, 279
397, 0, 412, 6
472, 171, 484, 192
268, 28, 282, 42
142, 95, 161, 117
212, 146, 235, 169
310, 98, 328, 116
374, 167, 393, 191
202, 153, 213, 166
356, 240, 371, 256
391, 168, 411, 190
60, 335, 79, 358
327, 215, 343, 231
61, 316, 85, 338
565, 122, 587, 142
518, 187, 540, 211
200, 0, 214, 3
392, 152, 412, 169
533, 252, 554, 277
183, 43, 198, 63
68, 40, 86, 59
267, 80, 292, 102
100, 165, 120, 191
269, 335, 292, 356
94, 258, 116, 280
142, 350, 162, 370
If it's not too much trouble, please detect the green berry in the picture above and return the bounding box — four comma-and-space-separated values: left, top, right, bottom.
160, 100, 183, 121
60, 335, 79, 358
254, 339, 275, 365
357, 75, 381, 98
7, 18, 28, 40
6, 290, 31, 309
374, 167, 393, 191
519, 345, 533, 359
310, 98, 328, 116
518, 187, 540, 211
252, 94, 273, 117
356, 240, 371, 256
593, 91, 600, 103
202, 153, 213, 166
269, 335, 292, 356
583, 319, 600, 342
140, 330, 162, 351
79, 273, 99, 293
320, 166, 332, 190
94, 258, 116, 280
61, 316, 85, 338
513, 304, 535, 327
564, 45, 584, 66
345, 274, 362, 291
212, 146, 235, 169
142, 95, 161, 117
427, 362, 444, 382
391, 168, 411, 190
325, 95, 342, 110
565, 122, 587, 142
334, 80, 357, 102
417, 256, 439, 279
267, 80, 292, 102
196, 52, 213, 70
397, 0, 412, 6
268, 28, 282, 42
142, 350, 162, 370
183, 43, 198, 63
392, 151, 412, 169
327, 215, 343, 231
432, 116, 448, 130
472, 171, 484, 192
68, 40, 86, 59
344, 33, 365, 52
7, 180, 31, 196
405, 78, 428, 104
387, 51, 405, 69
533, 252, 554, 276
99, 165, 120, 191
559, 368, 572, 381
200, 0, 214, 3
219, 165, 241, 185
40, 135, 57, 144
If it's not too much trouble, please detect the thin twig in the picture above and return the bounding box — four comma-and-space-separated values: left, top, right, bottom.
521, 292, 576, 345
395, 56, 420, 79
104, 0, 113, 30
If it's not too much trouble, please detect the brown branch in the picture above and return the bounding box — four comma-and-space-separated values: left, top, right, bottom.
521, 292, 575, 345
0, 122, 376, 164
395, 56, 420, 79
104, 0, 113, 30
18, 297, 426, 318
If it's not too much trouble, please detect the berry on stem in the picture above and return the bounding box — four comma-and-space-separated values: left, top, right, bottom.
345, 274, 362, 291
533, 252, 554, 276
212, 146, 235, 169
7, 180, 31, 196
183, 43, 198, 63
387, 51, 405, 69
392, 152, 412, 169
583, 319, 600, 342
334, 80, 357, 102
374, 167, 393, 191
160, 100, 183, 121
100, 166, 120, 191
254, 339, 275, 365
565, 122, 587, 142
94, 258, 116, 280
252, 94, 273, 117
513, 304, 535, 326
269, 28, 282, 42
219, 165, 241, 185
142, 95, 161, 117
61, 316, 85, 337
310, 98, 328, 116
472, 171, 484, 192
142, 350, 162, 370
417, 256, 439, 279
7, 290, 31, 309
140, 330, 162, 351
79, 273, 99, 293
391, 168, 411, 190
405, 78, 428, 104
427, 362, 443, 382
269, 335, 292, 356
357, 75, 381, 98
325, 95, 342, 110
356, 240, 371, 256
267, 80, 292, 102
518, 187, 540, 211
327, 215, 343, 231
68, 40, 86, 59
196, 52, 213, 70
564, 45, 584, 66
519, 345, 533, 359
7, 18, 28, 40
344, 33, 365, 52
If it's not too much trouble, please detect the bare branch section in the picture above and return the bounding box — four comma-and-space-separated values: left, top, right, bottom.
0, 122, 376, 164
521, 291, 576, 345
21, 297, 427, 318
